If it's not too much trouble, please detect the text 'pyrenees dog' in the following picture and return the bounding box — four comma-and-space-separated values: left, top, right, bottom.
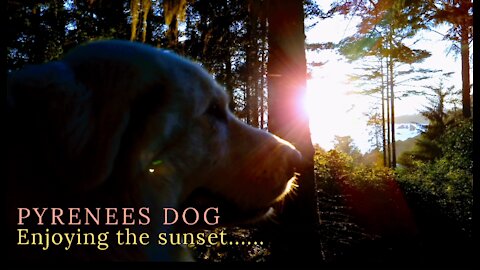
7, 40, 303, 261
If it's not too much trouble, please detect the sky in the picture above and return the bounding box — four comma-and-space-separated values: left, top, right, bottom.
303, 1, 470, 153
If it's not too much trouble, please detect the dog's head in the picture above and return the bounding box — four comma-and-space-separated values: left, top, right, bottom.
8, 40, 302, 232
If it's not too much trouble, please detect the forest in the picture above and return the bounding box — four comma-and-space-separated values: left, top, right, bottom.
6, 0, 473, 267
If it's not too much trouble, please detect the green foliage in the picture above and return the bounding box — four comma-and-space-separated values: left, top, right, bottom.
426, 0, 473, 44
399, 81, 460, 165
397, 82, 472, 235
335, 0, 431, 61
315, 147, 394, 193
395, 135, 419, 162
314, 121, 473, 263
441, 118, 473, 170
396, 118, 473, 236
332, 135, 363, 164
314, 146, 377, 262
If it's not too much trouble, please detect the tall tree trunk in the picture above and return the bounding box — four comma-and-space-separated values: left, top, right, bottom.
140, 0, 151, 43
385, 57, 391, 168
163, 0, 188, 50
246, 11, 259, 127
389, 35, 396, 168
251, 77, 260, 127
380, 58, 387, 167
130, 0, 151, 43
250, 45, 260, 128
166, 16, 178, 48
460, 25, 471, 118
245, 82, 251, 124
266, 0, 321, 262
259, 14, 267, 130
130, 0, 140, 41
225, 49, 235, 112
389, 57, 396, 168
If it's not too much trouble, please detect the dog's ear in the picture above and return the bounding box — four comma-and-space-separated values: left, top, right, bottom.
8, 61, 131, 191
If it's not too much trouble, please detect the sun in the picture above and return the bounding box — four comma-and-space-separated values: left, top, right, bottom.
304, 77, 348, 147
302, 63, 371, 151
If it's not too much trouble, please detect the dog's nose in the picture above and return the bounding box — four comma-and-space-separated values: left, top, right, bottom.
278, 143, 303, 172
269, 135, 303, 171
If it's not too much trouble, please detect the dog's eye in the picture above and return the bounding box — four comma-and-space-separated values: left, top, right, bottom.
206, 101, 227, 123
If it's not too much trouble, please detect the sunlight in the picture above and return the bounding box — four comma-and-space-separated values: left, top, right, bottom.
304, 62, 372, 152
275, 173, 300, 202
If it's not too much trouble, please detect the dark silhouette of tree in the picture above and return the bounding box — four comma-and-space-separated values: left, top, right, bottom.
163, 0, 188, 48
185, 0, 252, 115
7, 1, 68, 69
266, 0, 321, 262
7, 0, 131, 71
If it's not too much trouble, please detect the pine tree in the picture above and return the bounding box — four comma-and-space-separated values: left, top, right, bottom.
425, 0, 473, 118
399, 80, 455, 165
335, 0, 432, 168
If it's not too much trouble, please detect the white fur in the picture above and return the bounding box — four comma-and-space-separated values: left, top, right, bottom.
7, 40, 303, 261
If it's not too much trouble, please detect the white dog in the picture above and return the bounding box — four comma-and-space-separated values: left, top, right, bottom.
7, 40, 302, 261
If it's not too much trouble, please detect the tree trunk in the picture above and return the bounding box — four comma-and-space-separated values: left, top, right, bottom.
388, 53, 397, 168
166, 16, 178, 49
245, 82, 250, 124
140, 0, 151, 43
385, 57, 391, 168
246, 11, 259, 127
251, 78, 260, 127
130, 0, 140, 41
266, 0, 321, 262
225, 49, 235, 112
380, 58, 387, 167
259, 14, 267, 130
460, 25, 471, 118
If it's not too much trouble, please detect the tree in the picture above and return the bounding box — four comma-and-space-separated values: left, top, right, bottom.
426, 0, 473, 118
346, 60, 388, 165
266, 0, 321, 262
163, 0, 188, 48
397, 114, 473, 247
333, 135, 362, 163
365, 109, 384, 153
184, 0, 255, 115
400, 80, 455, 164
130, 0, 152, 43
7, 1, 69, 69
7, 1, 131, 71
336, 0, 433, 168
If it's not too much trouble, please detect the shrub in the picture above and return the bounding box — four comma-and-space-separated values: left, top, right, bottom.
396, 118, 473, 237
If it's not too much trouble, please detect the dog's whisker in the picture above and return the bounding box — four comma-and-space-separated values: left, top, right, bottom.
274, 173, 300, 203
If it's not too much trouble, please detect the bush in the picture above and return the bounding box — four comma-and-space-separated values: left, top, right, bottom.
314, 116, 473, 265
396, 118, 473, 237
315, 148, 415, 233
